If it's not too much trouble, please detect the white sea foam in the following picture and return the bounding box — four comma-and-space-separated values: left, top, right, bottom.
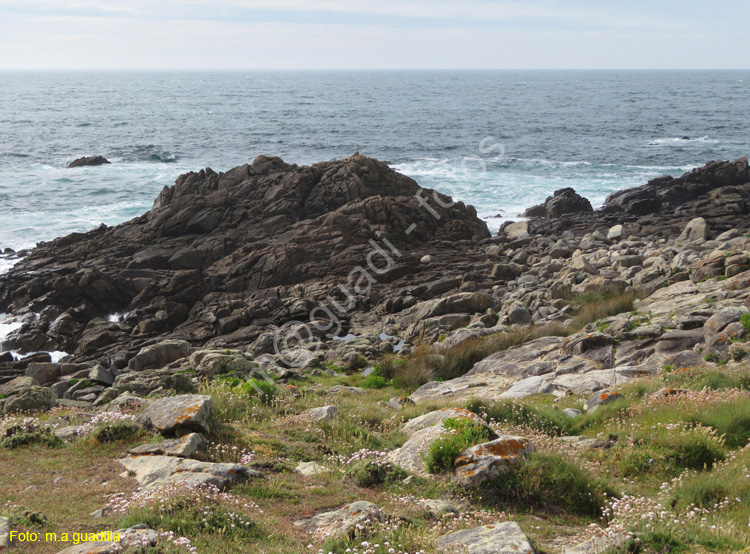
0, 314, 23, 347
648, 136, 718, 146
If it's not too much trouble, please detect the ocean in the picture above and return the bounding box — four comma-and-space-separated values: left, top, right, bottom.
1, 70, 749, 256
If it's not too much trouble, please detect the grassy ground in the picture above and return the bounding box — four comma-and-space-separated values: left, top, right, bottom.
2, 342, 750, 553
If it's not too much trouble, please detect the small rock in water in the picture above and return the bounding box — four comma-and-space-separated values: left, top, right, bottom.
67, 155, 111, 168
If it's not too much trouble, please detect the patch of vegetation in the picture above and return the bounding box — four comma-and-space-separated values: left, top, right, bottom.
481, 452, 614, 517
362, 375, 389, 389
92, 421, 141, 443
1, 426, 62, 449
237, 378, 277, 405
424, 417, 490, 474
347, 459, 407, 487
371, 356, 407, 380
741, 312, 750, 334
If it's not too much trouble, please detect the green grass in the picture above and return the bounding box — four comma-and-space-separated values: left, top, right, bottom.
480, 452, 615, 518
424, 417, 491, 473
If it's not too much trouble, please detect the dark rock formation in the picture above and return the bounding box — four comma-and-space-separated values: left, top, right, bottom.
0, 154, 490, 364
526, 157, 750, 238
67, 155, 111, 168
523, 188, 593, 218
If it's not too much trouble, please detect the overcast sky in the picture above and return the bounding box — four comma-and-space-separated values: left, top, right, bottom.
1, 0, 748, 70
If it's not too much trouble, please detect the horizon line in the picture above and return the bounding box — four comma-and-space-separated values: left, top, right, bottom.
1, 67, 750, 72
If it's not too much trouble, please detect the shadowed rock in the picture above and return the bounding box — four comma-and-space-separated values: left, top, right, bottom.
67, 155, 111, 168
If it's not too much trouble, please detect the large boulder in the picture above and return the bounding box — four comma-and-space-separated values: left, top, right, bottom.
137, 394, 213, 435
454, 436, 533, 487
524, 188, 593, 219
0, 379, 57, 414
128, 340, 193, 371
128, 433, 205, 458
678, 217, 711, 242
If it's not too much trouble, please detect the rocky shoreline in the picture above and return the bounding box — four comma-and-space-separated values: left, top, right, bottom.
2, 154, 750, 554
0, 154, 749, 412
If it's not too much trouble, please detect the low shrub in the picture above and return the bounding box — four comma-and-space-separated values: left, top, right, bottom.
92, 421, 141, 443
635, 426, 725, 472
424, 417, 490, 474
1, 424, 62, 449
347, 459, 407, 487
237, 378, 277, 405
741, 312, 750, 334
483, 452, 614, 517
362, 375, 389, 389
371, 357, 406, 380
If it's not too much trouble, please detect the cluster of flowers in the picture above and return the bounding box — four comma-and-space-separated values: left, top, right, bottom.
388, 493, 503, 534
158, 529, 198, 553
582, 445, 750, 544
203, 440, 255, 465
80, 411, 137, 434
329, 448, 392, 471
106, 481, 262, 518
0, 415, 46, 436
308, 542, 428, 554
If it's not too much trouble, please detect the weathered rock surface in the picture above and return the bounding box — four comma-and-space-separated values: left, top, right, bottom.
437, 522, 535, 554
128, 432, 205, 458
119, 455, 257, 489
293, 501, 383, 538
301, 405, 338, 422
454, 436, 533, 487
136, 394, 213, 435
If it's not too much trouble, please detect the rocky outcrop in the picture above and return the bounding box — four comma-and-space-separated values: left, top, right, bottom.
67, 155, 111, 168
523, 187, 593, 218
526, 157, 750, 237
0, 154, 490, 365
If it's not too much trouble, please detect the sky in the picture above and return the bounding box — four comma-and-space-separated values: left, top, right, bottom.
1, 0, 748, 70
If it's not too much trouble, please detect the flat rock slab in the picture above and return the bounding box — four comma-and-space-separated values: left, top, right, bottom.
437, 522, 535, 554
137, 394, 213, 435
119, 455, 258, 490
301, 405, 338, 422
294, 501, 383, 539
128, 432, 204, 458
56, 525, 158, 553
